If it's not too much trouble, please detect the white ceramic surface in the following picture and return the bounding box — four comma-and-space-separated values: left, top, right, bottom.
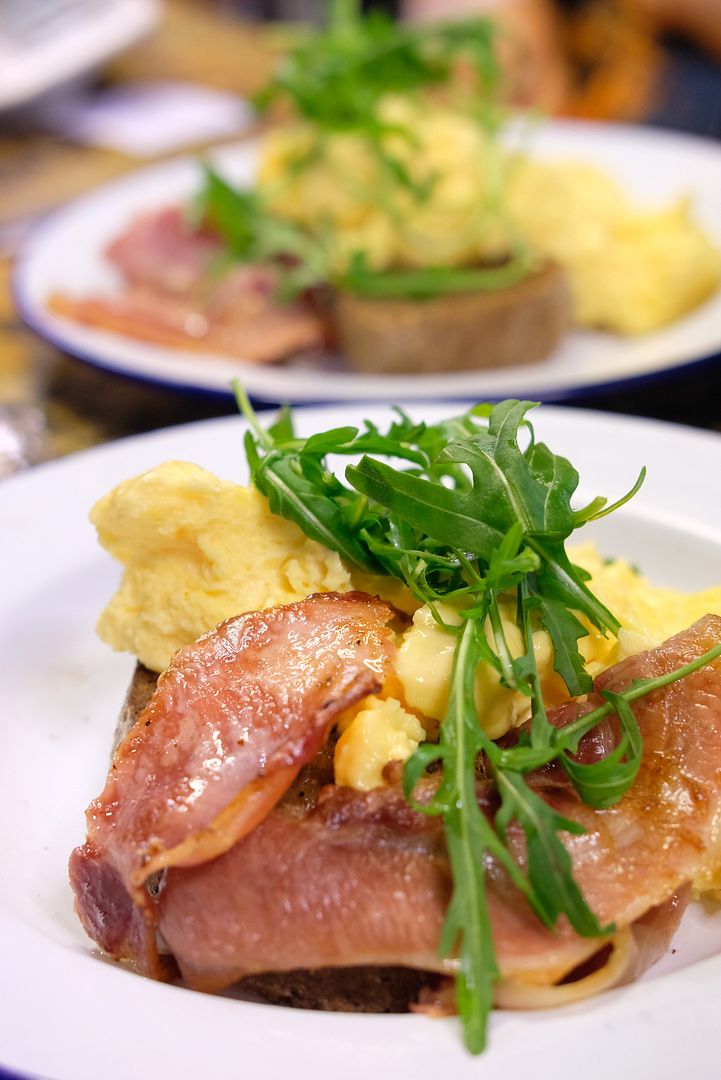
13, 122, 721, 404
2, 403, 721, 1080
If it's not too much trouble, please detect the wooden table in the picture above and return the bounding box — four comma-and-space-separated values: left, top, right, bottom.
1, 0, 720, 478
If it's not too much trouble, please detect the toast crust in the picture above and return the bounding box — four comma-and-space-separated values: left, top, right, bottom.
333, 263, 572, 374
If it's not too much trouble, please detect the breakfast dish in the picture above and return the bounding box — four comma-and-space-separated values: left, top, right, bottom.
39, 3, 721, 384
63, 394, 721, 1058
14, 122, 721, 404
258, 106, 719, 341
3, 403, 721, 1080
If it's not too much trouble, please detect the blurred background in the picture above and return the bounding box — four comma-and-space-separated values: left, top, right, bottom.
1, 0, 721, 475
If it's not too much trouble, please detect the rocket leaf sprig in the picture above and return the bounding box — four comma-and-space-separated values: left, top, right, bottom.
237, 385, 721, 1052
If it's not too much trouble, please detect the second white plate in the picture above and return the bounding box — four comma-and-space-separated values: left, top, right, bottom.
13, 120, 721, 403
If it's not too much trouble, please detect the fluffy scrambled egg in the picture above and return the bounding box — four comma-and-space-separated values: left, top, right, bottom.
258, 101, 720, 334
92, 461, 414, 672
91, 461, 354, 673
396, 602, 565, 742
572, 542, 721, 664
334, 696, 425, 791
259, 99, 502, 274
93, 465, 721, 792
507, 162, 721, 334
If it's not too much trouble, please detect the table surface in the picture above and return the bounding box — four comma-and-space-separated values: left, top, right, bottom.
1, 0, 720, 480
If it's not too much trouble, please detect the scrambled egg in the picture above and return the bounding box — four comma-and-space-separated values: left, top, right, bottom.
93, 465, 721, 792
507, 162, 721, 334
259, 99, 504, 274
91, 461, 353, 673
396, 602, 565, 742
92, 461, 415, 672
334, 696, 425, 791
258, 102, 720, 333
572, 543, 721, 663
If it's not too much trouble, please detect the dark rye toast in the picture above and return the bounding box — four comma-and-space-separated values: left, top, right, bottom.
114, 663, 443, 1013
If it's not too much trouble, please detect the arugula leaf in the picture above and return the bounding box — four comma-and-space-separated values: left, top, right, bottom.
250, 450, 380, 573
255, 0, 501, 141
267, 404, 295, 444
494, 769, 610, 936
532, 537, 619, 635
194, 164, 330, 295
573, 467, 647, 526
529, 594, 593, 697
341, 250, 535, 299
559, 689, 642, 809
238, 390, 695, 1056
405, 619, 524, 1053
348, 455, 505, 559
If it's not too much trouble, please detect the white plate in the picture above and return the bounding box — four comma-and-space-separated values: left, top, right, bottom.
13, 121, 721, 404
2, 402, 721, 1080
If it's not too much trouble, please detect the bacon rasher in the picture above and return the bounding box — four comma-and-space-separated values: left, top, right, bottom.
69, 592, 395, 976
49, 206, 325, 363
71, 609, 721, 1004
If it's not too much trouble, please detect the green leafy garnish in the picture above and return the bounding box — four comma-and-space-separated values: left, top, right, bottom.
237, 386, 721, 1052
191, 0, 532, 302
193, 165, 330, 297
340, 250, 537, 300
254, 0, 503, 163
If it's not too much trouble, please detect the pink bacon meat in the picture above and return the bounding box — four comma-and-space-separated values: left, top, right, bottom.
106, 206, 223, 296
49, 206, 325, 363
154, 615, 721, 991
69, 592, 395, 975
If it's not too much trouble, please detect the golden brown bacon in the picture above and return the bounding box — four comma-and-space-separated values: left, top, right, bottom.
69, 592, 395, 972
492, 614, 721, 982
154, 779, 687, 996
533, 613, 721, 925
158, 784, 451, 992
49, 282, 325, 364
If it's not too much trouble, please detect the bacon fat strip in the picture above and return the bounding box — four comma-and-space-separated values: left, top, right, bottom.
69, 592, 395, 970
156, 615, 721, 992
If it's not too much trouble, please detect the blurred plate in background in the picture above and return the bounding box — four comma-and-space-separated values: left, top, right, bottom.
13, 120, 721, 404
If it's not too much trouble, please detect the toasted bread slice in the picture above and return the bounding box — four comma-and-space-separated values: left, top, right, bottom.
333, 263, 571, 374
